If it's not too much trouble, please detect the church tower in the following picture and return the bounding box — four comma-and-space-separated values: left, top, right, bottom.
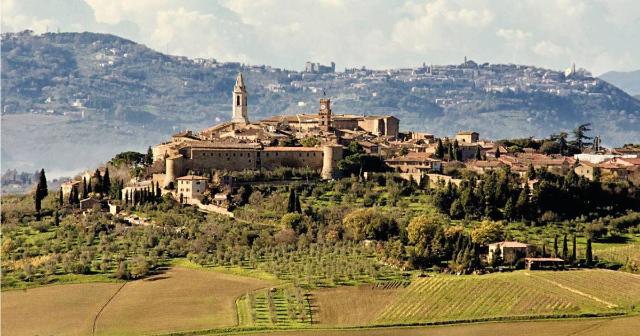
232, 73, 249, 124
318, 98, 332, 132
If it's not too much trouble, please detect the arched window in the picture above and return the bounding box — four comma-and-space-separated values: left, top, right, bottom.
236, 95, 240, 106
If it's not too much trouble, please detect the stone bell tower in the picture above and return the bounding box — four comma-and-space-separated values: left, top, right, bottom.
318, 98, 332, 132
232, 73, 249, 124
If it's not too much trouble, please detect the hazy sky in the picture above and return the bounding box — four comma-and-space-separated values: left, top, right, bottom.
2, 0, 639, 75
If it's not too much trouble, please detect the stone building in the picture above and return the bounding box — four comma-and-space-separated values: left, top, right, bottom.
177, 175, 209, 204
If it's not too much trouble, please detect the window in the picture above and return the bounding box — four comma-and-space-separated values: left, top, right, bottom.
236, 95, 240, 106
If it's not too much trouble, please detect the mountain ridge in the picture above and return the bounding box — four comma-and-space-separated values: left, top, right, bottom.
2, 31, 639, 175
600, 69, 640, 96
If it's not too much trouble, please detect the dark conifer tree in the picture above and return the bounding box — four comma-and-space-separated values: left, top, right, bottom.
93, 169, 103, 194
452, 140, 460, 161
34, 169, 48, 218
435, 139, 445, 159
571, 235, 577, 263
447, 142, 454, 161
494, 147, 501, 158
474, 146, 482, 160
586, 239, 593, 265
87, 177, 93, 195
294, 190, 302, 213
59, 187, 64, 206
145, 146, 154, 166
287, 188, 296, 213
553, 235, 558, 258
527, 164, 536, 180
562, 235, 568, 260
82, 177, 88, 198
102, 168, 111, 196
156, 182, 161, 198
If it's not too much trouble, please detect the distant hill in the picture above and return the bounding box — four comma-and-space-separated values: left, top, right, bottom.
600, 70, 640, 96
2, 31, 639, 175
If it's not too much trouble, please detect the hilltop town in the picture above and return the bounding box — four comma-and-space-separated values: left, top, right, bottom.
52, 73, 640, 214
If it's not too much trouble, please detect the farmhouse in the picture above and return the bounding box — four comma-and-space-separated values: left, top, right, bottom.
488, 241, 532, 264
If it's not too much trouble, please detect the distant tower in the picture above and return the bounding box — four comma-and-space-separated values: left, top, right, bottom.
318, 98, 332, 132
231, 73, 249, 124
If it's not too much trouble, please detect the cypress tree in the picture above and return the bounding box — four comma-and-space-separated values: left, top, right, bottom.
435, 139, 445, 159
93, 169, 102, 194
37, 169, 48, 198
586, 239, 593, 265
145, 146, 154, 166
59, 187, 64, 206
474, 145, 482, 160
294, 191, 302, 213
54, 210, 60, 226
553, 235, 558, 258
156, 182, 161, 198
87, 177, 93, 194
34, 169, 48, 217
447, 142, 454, 161
125, 190, 129, 205
562, 235, 568, 260
527, 164, 536, 180
103, 168, 111, 196
452, 140, 460, 161
287, 188, 296, 213
82, 177, 88, 198
571, 235, 577, 263
495, 147, 501, 158
542, 242, 547, 258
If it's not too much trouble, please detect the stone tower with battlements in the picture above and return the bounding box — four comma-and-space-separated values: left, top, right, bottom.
232, 73, 249, 124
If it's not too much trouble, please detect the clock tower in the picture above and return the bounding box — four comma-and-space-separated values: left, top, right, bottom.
318, 98, 332, 132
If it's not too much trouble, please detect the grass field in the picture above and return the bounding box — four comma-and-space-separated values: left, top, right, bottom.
1, 267, 273, 336
231, 315, 640, 336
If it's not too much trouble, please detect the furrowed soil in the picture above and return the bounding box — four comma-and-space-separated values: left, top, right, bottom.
1, 267, 272, 336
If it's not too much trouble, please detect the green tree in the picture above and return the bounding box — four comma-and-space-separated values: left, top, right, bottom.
452, 140, 460, 161
586, 238, 593, 264
287, 188, 297, 213
527, 164, 536, 180
59, 187, 63, 206
553, 235, 558, 258
130, 256, 150, 279
34, 169, 48, 217
562, 234, 568, 260
344, 208, 397, 241
503, 197, 514, 220
435, 139, 445, 159
494, 147, 501, 158
572, 123, 593, 152
571, 235, 577, 263
102, 168, 111, 196
471, 220, 504, 245
82, 177, 88, 198
447, 142, 454, 161
145, 146, 154, 166
474, 145, 482, 160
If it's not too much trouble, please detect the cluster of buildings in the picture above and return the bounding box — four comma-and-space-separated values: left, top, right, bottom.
109, 73, 638, 208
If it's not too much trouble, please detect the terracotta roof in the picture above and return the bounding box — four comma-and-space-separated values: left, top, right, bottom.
491, 241, 530, 248
177, 175, 209, 180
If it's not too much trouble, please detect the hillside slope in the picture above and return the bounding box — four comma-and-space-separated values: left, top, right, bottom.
2, 31, 639, 174
600, 70, 640, 96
